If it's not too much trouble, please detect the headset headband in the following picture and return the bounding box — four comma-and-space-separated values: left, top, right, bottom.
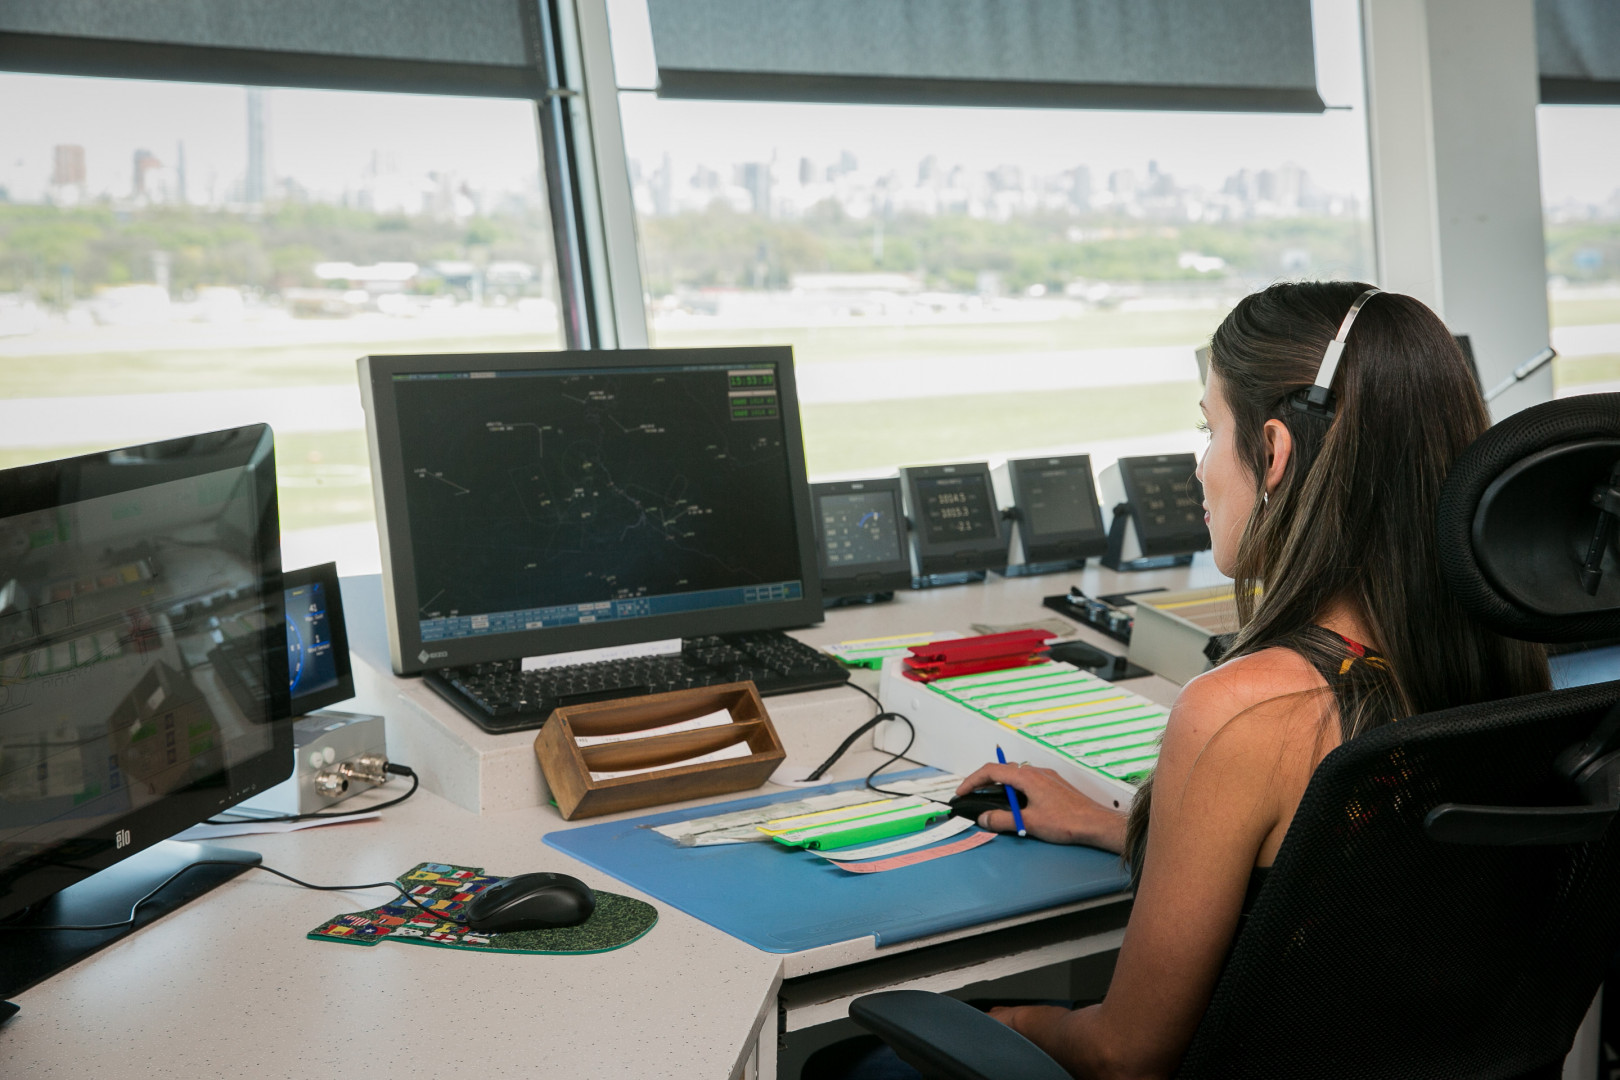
1292, 287, 1382, 418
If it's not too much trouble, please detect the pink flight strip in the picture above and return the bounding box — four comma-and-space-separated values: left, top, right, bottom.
834, 830, 997, 874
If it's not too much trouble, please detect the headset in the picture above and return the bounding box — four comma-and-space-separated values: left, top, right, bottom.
1291, 287, 1382, 419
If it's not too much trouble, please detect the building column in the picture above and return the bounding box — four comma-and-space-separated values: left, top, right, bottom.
1361, 0, 1552, 416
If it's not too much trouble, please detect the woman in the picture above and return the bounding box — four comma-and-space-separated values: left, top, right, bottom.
809, 282, 1549, 1080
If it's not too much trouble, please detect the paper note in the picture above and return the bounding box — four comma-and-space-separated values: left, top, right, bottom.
929, 665, 1169, 784
588, 739, 753, 782
834, 830, 997, 874
811, 815, 976, 861
823, 631, 965, 668
574, 709, 731, 747
650, 774, 965, 846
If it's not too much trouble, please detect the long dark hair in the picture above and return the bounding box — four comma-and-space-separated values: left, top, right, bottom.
1122, 282, 1549, 883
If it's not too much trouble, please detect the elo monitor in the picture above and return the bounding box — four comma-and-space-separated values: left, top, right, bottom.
360, 347, 824, 675
993, 455, 1108, 572
811, 477, 912, 602
0, 426, 289, 996
899, 462, 1010, 579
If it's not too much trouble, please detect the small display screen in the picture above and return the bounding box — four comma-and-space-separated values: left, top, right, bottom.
916, 474, 999, 544
1022, 466, 1100, 537
1127, 461, 1204, 536
820, 491, 904, 568
286, 581, 339, 701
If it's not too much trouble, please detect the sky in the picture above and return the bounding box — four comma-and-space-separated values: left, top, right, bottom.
0, 0, 1615, 210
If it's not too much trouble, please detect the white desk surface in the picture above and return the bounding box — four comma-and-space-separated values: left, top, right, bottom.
3, 558, 1224, 1078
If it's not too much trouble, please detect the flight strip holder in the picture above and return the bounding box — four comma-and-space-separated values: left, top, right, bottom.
811, 477, 914, 606
1099, 454, 1211, 571
991, 454, 1108, 577
899, 462, 1011, 587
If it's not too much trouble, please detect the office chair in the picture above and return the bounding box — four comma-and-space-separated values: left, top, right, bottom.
848, 393, 1620, 1080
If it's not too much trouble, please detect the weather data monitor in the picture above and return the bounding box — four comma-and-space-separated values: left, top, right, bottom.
360, 347, 823, 674
811, 477, 912, 600
994, 454, 1108, 570
899, 462, 1010, 577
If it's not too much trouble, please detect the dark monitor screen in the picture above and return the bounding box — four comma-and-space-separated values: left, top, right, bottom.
1021, 465, 1101, 537
1005, 455, 1107, 563
901, 463, 1008, 575
914, 474, 999, 544
1119, 454, 1209, 555
822, 491, 906, 567
0, 426, 288, 924
811, 478, 912, 597
361, 347, 824, 674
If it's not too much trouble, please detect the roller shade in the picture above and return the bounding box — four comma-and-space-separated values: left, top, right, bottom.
646, 0, 1326, 113
0, 0, 543, 98
1537, 0, 1620, 104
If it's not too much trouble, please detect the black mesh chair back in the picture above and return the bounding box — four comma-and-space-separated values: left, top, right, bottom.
1176, 680, 1620, 1080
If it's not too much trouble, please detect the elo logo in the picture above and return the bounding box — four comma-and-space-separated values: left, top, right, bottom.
115, 829, 132, 849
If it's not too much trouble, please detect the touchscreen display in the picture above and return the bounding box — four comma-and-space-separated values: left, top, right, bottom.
820, 491, 904, 567
1022, 465, 1101, 537
915, 474, 998, 544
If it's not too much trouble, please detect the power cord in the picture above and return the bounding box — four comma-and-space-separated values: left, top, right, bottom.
204, 762, 418, 825
803, 682, 918, 797
0, 857, 465, 933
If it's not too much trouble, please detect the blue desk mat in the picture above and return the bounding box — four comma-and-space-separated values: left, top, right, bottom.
544, 770, 1132, 953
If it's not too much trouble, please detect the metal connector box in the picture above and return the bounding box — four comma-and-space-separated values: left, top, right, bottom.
237, 709, 388, 816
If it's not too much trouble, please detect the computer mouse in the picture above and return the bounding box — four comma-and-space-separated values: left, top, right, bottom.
947, 786, 1030, 821
462, 872, 596, 934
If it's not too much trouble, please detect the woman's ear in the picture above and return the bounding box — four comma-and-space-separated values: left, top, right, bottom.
1262, 419, 1293, 495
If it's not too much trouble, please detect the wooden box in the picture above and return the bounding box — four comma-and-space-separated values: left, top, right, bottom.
534, 682, 786, 820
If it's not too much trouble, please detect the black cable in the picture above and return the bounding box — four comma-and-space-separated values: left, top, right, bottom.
802, 682, 918, 796
0, 855, 465, 933
204, 763, 418, 825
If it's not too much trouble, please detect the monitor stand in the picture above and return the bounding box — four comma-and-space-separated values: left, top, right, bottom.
0, 840, 260, 999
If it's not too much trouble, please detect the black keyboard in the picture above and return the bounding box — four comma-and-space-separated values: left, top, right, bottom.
423, 630, 851, 733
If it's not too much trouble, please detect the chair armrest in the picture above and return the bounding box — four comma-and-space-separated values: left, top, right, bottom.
848, 990, 1073, 1080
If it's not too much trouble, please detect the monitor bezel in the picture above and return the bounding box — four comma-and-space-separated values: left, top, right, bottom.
360, 347, 825, 675
900, 462, 1010, 575
284, 561, 354, 716
1118, 453, 1211, 557
0, 425, 291, 924
1006, 454, 1109, 563
810, 477, 914, 597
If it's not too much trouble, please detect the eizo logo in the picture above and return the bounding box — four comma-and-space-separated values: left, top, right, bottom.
115, 829, 131, 849
418, 649, 447, 664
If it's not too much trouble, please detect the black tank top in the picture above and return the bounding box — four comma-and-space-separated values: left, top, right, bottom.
1242, 628, 1387, 919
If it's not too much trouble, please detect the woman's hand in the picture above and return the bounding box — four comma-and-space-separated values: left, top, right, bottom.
956, 763, 1128, 852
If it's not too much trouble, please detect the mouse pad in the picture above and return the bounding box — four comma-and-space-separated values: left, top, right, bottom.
308, 862, 657, 955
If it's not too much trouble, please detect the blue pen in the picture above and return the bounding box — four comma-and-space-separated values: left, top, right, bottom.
995, 746, 1027, 837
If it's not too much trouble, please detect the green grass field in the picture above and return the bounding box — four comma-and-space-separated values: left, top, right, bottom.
1, 297, 1611, 534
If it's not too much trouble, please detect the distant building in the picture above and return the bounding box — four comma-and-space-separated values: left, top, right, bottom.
52, 145, 86, 187
246, 88, 270, 204
132, 149, 162, 199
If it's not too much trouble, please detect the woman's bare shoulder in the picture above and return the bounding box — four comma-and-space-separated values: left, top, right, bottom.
1165, 646, 1332, 753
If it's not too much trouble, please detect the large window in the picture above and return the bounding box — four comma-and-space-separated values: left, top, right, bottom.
0, 74, 561, 573
1537, 105, 1620, 398
608, 0, 1374, 480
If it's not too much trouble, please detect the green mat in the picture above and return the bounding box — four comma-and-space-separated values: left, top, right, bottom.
309, 862, 657, 955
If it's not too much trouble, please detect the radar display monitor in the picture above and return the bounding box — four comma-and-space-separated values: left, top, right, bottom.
811, 477, 912, 600
0, 426, 289, 996
360, 347, 824, 675
899, 462, 1010, 578
993, 454, 1107, 571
